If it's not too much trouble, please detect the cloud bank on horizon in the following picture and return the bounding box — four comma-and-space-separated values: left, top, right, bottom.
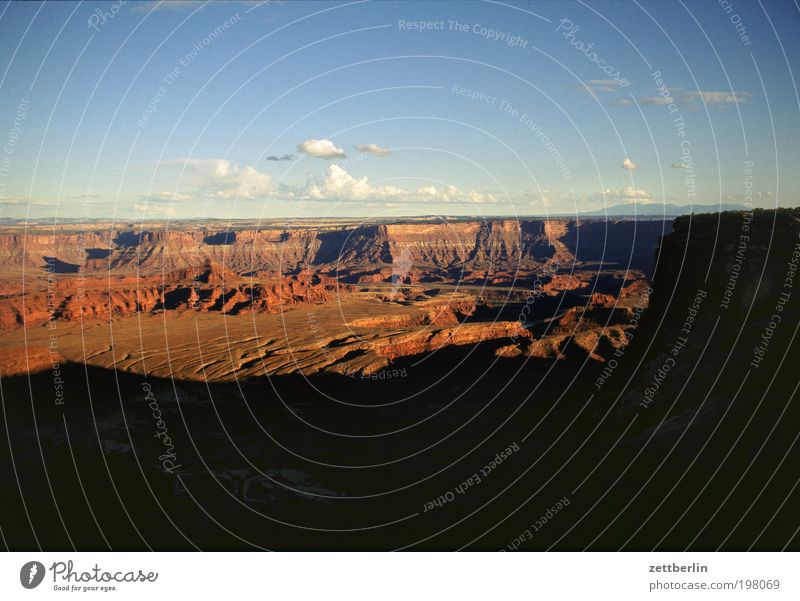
139, 156, 498, 211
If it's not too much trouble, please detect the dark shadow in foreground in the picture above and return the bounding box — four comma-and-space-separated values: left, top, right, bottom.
1, 210, 798, 550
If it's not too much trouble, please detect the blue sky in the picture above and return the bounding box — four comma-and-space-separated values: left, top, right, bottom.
0, 0, 798, 219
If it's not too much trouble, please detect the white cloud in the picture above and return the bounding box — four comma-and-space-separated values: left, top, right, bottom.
622, 158, 638, 170
525, 187, 655, 212
356, 143, 391, 156
154, 191, 192, 202
133, 202, 177, 217
65, 193, 100, 201
670, 162, 689, 169
415, 184, 496, 203
297, 138, 346, 159
306, 165, 402, 201
151, 160, 497, 207
615, 90, 749, 108
170, 158, 271, 200
602, 186, 650, 202
681, 91, 748, 105
620, 185, 650, 199
583, 186, 653, 205
414, 185, 439, 197
614, 96, 671, 107
288, 165, 496, 204
0, 197, 57, 207
583, 79, 626, 94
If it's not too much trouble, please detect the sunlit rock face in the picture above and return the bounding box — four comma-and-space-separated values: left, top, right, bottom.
0, 217, 663, 380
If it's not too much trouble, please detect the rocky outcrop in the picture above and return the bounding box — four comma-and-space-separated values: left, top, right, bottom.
376, 321, 530, 361
348, 297, 477, 329
495, 297, 635, 362
0, 267, 335, 328
597, 208, 800, 420
517, 324, 629, 362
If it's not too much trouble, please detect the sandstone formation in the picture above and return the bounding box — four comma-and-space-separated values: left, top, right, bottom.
0, 217, 663, 379
0, 218, 667, 277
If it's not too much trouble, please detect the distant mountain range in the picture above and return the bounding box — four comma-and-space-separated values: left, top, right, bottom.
577, 203, 749, 217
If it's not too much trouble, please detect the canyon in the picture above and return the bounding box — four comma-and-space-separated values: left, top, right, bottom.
0, 217, 666, 379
